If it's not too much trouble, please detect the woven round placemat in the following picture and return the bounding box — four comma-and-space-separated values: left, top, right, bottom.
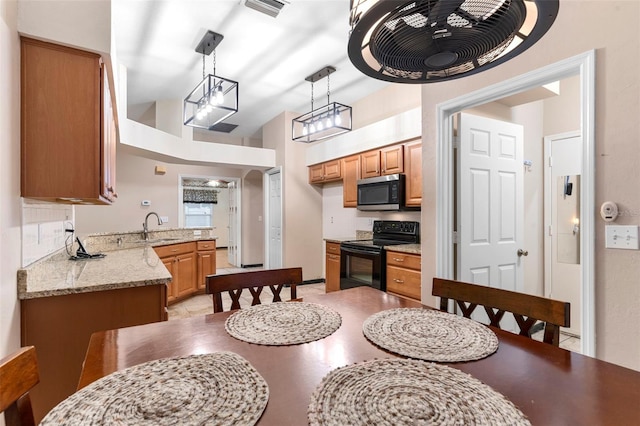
225, 302, 342, 345
363, 308, 498, 362
308, 358, 531, 426
40, 352, 268, 426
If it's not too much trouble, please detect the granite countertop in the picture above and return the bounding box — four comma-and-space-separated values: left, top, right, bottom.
17, 229, 218, 300
384, 244, 421, 255
324, 237, 357, 244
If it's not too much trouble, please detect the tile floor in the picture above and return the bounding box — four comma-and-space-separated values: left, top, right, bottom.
532, 329, 582, 353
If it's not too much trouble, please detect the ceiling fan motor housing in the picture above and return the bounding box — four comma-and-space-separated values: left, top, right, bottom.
348, 0, 559, 83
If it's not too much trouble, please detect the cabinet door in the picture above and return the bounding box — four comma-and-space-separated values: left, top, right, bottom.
325, 242, 341, 292
404, 140, 422, 207
102, 72, 117, 202
20, 37, 114, 204
162, 257, 176, 303
381, 145, 404, 175
175, 252, 197, 298
342, 155, 360, 207
360, 150, 381, 178
322, 159, 342, 182
309, 164, 324, 183
197, 251, 216, 290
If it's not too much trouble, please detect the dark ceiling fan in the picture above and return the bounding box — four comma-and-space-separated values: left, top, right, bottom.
348, 0, 559, 83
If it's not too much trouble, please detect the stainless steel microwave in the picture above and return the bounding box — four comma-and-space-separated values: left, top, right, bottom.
356, 174, 405, 211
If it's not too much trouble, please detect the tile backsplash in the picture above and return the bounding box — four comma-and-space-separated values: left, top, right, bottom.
22, 200, 74, 267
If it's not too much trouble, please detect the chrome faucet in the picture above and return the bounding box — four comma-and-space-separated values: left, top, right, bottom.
142, 212, 162, 241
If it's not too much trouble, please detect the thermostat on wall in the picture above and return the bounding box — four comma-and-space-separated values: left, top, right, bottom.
141, 200, 151, 206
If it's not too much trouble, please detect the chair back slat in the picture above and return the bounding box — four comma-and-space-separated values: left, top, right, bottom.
432, 278, 570, 346
0, 346, 39, 426
206, 268, 303, 313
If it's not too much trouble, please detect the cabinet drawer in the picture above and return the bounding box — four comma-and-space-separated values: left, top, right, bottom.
196, 240, 216, 251
386, 266, 421, 300
326, 242, 341, 255
154, 242, 196, 258
386, 252, 421, 270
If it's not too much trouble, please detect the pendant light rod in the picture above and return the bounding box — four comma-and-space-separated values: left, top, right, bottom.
305, 66, 336, 83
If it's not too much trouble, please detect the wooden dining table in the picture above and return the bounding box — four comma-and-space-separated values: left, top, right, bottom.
79, 286, 640, 425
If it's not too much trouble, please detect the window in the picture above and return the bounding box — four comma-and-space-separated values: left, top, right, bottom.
184, 203, 213, 228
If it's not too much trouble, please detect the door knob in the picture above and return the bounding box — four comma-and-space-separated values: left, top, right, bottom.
517, 249, 529, 257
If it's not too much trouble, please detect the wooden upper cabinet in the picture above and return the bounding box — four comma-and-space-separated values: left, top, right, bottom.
309, 159, 342, 184
381, 144, 404, 175
404, 139, 422, 207
20, 37, 117, 204
360, 150, 381, 178
342, 155, 360, 207
361, 145, 404, 178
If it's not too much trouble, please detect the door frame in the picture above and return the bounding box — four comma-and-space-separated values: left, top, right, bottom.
264, 166, 283, 269
177, 174, 241, 252
436, 50, 596, 356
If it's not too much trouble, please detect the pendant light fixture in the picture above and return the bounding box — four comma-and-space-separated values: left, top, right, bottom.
292, 66, 352, 143
347, 0, 559, 83
184, 30, 239, 130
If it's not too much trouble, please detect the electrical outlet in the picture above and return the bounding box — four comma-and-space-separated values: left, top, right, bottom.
160, 216, 169, 223
605, 225, 639, 250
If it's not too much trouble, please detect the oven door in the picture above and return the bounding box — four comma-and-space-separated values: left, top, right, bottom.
340, 245, 384, 291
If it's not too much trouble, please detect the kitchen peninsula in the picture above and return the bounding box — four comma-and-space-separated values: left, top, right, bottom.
17, 228, 217, 422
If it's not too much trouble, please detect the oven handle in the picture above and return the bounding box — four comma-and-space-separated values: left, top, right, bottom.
340, 246, 380, 256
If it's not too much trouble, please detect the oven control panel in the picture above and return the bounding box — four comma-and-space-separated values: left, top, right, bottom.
372, 220, 419, 237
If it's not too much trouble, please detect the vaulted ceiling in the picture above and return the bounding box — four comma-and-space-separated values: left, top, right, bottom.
114, 0, 390, 138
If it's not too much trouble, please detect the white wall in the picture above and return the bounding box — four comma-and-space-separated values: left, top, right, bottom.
262, 112, 324, 281
75, 146, 245, 236
0, 0, 22, 360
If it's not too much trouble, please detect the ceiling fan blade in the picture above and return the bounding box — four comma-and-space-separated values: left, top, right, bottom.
426, 0, 467, 26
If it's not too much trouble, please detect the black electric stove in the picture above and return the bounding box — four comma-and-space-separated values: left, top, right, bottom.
340, 220, 419, 291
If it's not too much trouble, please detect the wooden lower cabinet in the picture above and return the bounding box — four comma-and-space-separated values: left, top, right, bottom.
386, 251, 421, 301
20, 285, 167, 423
155, 240, 216, 303
325, 241, 341, 292
155, 242, 196, 303
197, 240, 216, 291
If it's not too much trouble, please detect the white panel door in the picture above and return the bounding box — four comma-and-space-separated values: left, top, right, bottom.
227, 181, 238, 266
457, 113, 524, 331
268, 170, 282, 268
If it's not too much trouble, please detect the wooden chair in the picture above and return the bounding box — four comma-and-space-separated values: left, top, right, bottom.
0, 346, 39, 426
206, 267, 303, 313
432, 278, 570, 346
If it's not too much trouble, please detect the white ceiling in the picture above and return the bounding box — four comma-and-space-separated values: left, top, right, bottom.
113, 0, 391, 138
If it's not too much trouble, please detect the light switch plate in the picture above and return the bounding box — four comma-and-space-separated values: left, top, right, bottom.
605, 225, 639, 250
160, 216, 169, 223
